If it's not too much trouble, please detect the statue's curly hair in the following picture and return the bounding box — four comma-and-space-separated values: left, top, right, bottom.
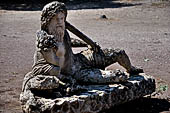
41, 1, 67, 31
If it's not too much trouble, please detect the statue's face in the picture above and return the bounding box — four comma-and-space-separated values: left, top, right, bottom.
47, 12, 65, 42
53, 12, 65, 27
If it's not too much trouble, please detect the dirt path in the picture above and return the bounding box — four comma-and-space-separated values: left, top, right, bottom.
0, 0, 170, 113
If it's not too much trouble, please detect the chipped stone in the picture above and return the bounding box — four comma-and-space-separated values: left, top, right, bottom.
20, 73, 155, 113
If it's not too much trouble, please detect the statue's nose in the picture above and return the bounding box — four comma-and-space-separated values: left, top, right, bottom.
56, 18, 63, 24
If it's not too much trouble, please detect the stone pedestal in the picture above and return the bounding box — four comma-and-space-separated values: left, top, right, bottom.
20, 73, 155, 113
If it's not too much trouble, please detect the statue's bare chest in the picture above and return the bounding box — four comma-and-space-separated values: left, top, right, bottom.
55, 43, 66, 69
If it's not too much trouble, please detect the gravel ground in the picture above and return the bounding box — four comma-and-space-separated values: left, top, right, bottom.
0, 0, 170, 112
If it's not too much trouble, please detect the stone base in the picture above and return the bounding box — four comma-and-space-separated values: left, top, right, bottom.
20, 73, 155, 113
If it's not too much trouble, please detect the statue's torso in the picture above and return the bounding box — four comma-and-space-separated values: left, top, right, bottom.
33, 30, 89, 77
55, 43, 65, 70
59, 30, 74, 75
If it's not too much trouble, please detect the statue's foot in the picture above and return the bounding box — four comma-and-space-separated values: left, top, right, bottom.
128, 66, 144, 75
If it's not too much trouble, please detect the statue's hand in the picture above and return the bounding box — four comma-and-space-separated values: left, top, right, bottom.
36, 30, 58, 51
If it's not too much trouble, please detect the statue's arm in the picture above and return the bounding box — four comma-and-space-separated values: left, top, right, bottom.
32, 49, 61, 76
41, 48, 60, 66
36, 30, 60, 66
32, 60, 60, 76
32, 30, 61, 76
66, 21, 101, 51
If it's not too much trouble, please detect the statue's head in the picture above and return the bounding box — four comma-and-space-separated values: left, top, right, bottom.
41, 1, 67, 32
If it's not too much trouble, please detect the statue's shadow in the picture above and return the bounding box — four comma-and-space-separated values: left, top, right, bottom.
103, 97, 170, 113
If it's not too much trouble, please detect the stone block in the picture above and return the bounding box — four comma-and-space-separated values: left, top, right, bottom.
20, 73, 155, 113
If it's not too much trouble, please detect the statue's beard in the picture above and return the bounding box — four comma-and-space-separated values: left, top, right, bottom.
48, 25, 65, 42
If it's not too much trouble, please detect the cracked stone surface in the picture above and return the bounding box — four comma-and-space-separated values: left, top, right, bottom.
20, 73, 155, 113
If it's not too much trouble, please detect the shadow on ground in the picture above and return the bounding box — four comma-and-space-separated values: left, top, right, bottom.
0, 4, 44, 11
102, 97, 170, 113
0, 0, 141, 11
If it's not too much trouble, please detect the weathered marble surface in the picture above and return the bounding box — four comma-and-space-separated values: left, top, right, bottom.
20, 73, 155, 113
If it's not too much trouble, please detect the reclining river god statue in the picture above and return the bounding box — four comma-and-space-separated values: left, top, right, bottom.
20, 1, 155, 113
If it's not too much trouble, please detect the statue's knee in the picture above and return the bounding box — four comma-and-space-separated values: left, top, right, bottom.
103, 48, 125, 56
115, 49, 126, 56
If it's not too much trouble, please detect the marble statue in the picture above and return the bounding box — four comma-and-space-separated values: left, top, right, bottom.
20, 1, 144, 98
20, 2, 147, 112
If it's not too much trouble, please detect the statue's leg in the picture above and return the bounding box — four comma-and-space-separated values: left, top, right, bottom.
71, 38, 87, 47
79, 48, 132, 70
79, 48, 143, 75
102, 48, 143, 74
103, 48, 132, 70
78, 48, 106, 69
74, 68, 127, 84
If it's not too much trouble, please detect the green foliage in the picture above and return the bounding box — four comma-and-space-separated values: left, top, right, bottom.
158, 85, 168, 92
